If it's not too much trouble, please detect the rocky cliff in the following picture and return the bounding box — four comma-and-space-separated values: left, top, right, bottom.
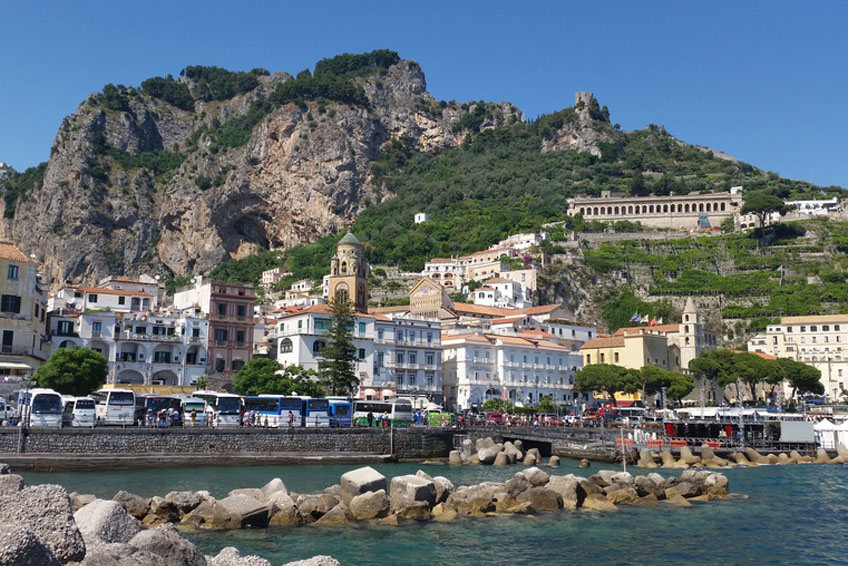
1, 54, 523, 285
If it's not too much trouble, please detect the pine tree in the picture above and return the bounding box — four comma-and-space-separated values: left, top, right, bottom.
319, 296, 359, 396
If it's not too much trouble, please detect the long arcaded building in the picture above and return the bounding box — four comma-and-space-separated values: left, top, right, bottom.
566, 190, 744, 229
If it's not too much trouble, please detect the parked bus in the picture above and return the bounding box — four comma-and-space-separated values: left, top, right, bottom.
180, 397, 209, 427
327, 397, 353, 428
16, 388, 63, 428
300, 396, 330, 427
134, 394, 180, 426
193, 390, 242, 427
243, 395, 303, 427
92, 388, 136, 426
352, 398, 414, 427
61, 396, 96, 428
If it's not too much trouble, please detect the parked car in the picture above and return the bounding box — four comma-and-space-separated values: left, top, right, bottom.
485, 412, 504, 424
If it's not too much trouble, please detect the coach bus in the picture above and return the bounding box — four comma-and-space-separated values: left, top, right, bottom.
92, 388, 135, 426
193, 390, 242, 427
352, 398, 413, 427
243, 395, 303, 427
327, 397, 353, 428
300, 396, 330, 427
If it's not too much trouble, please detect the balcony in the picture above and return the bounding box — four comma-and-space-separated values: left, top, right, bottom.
0, 345, 48, 361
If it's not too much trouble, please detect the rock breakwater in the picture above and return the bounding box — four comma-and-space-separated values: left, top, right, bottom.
636, 443, 848, 469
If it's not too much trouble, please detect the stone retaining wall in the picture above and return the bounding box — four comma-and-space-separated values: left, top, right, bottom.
0, 427, 455, 460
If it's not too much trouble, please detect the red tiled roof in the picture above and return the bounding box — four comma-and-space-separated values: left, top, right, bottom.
78, 287, 152, 297
580, 337, 625, 349
0, 242, 34, 263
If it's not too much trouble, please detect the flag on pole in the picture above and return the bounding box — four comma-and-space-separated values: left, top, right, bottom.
649, 316, 657, 326
629, 312, 639, 322
633, 314, 641, 323
502, 387, 508, 400
657, 317, 663, 325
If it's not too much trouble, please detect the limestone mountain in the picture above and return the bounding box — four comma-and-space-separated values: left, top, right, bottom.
0, 51, 522, 285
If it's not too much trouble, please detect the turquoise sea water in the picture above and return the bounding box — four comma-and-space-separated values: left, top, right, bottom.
22, 461, 848, 566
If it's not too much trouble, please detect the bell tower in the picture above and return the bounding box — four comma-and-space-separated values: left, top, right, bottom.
328, 232, 369, 312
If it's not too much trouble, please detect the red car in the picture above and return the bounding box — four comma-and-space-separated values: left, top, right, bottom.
538, 414, 564, 427
485, 412, 504, 424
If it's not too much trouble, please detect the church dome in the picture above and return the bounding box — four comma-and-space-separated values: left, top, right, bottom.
339, 232, 360, 245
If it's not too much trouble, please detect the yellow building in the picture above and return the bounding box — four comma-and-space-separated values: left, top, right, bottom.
328, 233, 368, 313
0, 242, 48, 378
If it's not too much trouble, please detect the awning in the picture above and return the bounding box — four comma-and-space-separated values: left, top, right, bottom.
0, 362, 34, 370
381, 389, 395, 398
362, 388, 377, 397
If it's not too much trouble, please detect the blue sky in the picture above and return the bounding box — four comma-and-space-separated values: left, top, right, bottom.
1, 1, 846, 187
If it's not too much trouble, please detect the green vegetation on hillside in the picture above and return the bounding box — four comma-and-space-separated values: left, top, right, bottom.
1, 162, 47, 218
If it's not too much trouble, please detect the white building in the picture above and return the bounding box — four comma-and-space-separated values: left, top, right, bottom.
471, 277, 532, 309
497, 231, 549, 251
784, 198, 840, 216
285, 279, 315, 300
275, 304, 375, 386
422, 258, 462, 290
98, 275, 164, 308
748, 314, 848, 401
441, 333, 583, 410
48, 287, 154, 313
261, 267, 292, 288
372, 314, 442, 405
414, 212, 430, 224
49, 310, 209, 386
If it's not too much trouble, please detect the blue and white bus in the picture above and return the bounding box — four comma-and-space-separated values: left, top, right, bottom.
300, 396, 330, 427
327, 397, 353, 428
243, 395, 303, 427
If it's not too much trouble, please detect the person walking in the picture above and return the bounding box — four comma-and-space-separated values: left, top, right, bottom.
190, 409, 197, 427
288, 411, 294, 427
533, 415, 539, 433
367, 411, 374, 427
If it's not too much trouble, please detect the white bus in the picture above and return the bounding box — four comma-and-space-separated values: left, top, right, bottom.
193, 390, 242, 427
352, 398, 414, 427
180, 397, 209, 427
16, 388, 63, 428
61, 396, 96, 428
92, 388, 136, 426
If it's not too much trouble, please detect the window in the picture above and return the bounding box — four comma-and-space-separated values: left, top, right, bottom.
358, 348, 365, 360
312, 340, 326, 355
232, 360, 244, 371
426, 374, 434, 387
396, 352, 404, 364
836, 325, 841, 331
397, 374, 404, 386
377, 329, 384, 341
426, 353, 435, 366
600, 353, 605, 363
5, 264, 19, 281
192, 327, 200, 338
237, 305, 247, 320
811, 326, 818, 332
359, 322, 366, 335
409, 352, 417, 365
215, 329, 228, 344
135, 326, 146, 335
396, 331, 403, 342
427, 332, 433, 345
235, 330, 245, 346
801, 326, 806, 332
376, 352, 384, 367
215, 358, 226, 372
154, 351, 171, 363
92, 321, 102, 334
787, 327, 793, 333
218, 303, 227, 317
614, 352, 619, 363
280, 338, 293, 353
408, 373, 416, 386
0, 294, 21, 314
824, 325, 830, 331
586, 354, 591, 364
118, 296, 125, 305
57, 320, 74, 335
88, 294, 98, 304
2, 330, 13, 349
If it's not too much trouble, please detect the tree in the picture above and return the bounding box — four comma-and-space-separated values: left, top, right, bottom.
777, 358, 824, 399
689, 348, 737, 402
34, 347, 108, 396
731, 352, 779, 402
482, 398, 513, 412
234, 359, 325, 396
319, 296, 359, 396
536, 395, 556, 413
741, 191, 787, 230
574, 364, 636, 407
194, 375, 208, 390
633, 366, 693, 407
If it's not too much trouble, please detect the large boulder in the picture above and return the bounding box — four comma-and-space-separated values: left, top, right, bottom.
516, 487, 562, 512
348, 490, 388, 521
673, 481, 701, 498
634, 476, 664, 499
129, 524, 206, 566
678, 446, 701, 466
260, 478, 287, 501
660, 450, 684, 468
431, 503, 458, 522
522, 453, 537, 466
164, 491, 203, 515
605, 485, 640, 505
493, 451, 510, 466
296, 494, 337, 524
267, 492, 302, 527
577, 478, 604, 497
147, 496, 180, 522
389, 475, 436, 514
227, 488, 265, 502
504, 473, 532, 498
523, 467, 550, 487
70, 493, 96, 512
0, 484, 85, 563
113, 491, 150, 519
209, 546, 272, 566
744, 448, 771, 464
0, 474, 23, 497
314, 503, 349, 525
0, 522, 61, 566
74, 499, 141, 545
547, 475, 586, 510
340, 467, 386, 505
477, 446, 501, 465
448, 450, 463, 465
704, 473, 729, 497
217, 494, 270, 528
637, 449, 658, 468
700, 444, 729, 467
731, 452, 754, 466
476, 437, 496, 451
581, 493, 618, 512
431, 477, 455, 504
664, 487, 692, 506
445, 482, 503, 516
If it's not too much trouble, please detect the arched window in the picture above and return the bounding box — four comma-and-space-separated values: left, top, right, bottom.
685, 204, 690, 213
642, 205, 648, 214
312, 340, 326, 356
280, 338, 293, 353
699, 203, 704, 212
614, 206, 620, 215
705, 202, 712, 212
334, 282, 349, 303
579, 208, 585, 215
721, 202, 726, 211
593, 207, 599, 215
628, 205, 634, 214
649, 205, 655, 213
